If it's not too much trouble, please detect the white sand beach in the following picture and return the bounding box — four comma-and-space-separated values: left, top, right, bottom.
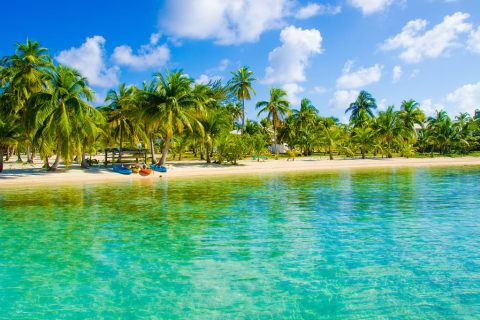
1, 156, 480, 187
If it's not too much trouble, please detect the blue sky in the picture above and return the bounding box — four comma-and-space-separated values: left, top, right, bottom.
2, 0, 480, 122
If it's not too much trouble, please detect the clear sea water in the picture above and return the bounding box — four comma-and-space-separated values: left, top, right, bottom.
1, 167, 480, 319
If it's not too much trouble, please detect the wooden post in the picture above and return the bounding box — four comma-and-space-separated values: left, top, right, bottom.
105, 150, 108, 165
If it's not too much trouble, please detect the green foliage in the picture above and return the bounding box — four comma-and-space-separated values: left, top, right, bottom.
216, 134, 246, 164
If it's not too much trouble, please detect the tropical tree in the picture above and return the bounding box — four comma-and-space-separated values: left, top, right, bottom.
399, 99, 425, 140
352, 126, 375, 159
376, 106, 404, 158
199, 109, 230, 163
104, 83, 138, 162
345, 90, 377, 127
0, 114, 20, 172
228, 67, 256, 134
146, 70, 205, 165
29, 65, 99, 171
256, 88, 291, 159
318, 117, 342, 160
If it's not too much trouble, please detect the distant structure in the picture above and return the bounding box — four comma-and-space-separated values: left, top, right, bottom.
475, 109, 480, 120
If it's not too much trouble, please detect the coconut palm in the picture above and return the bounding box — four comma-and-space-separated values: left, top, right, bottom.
228, 67, 256, 134
104, 83, 137, 162
345, 90, 377, 127
399, 99, 425, 139
144, 70, 204, 165
352, 126, 375, 159
376, 106, 404, 158
199, 109, 230, 163
29, 65, 98, 171
0, 114, 20, 172
318, 117, 342, 160
256, 88, 291, 159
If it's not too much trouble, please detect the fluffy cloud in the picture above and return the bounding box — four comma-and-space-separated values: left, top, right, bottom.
446, 82, 480, 113
56, 36, 119, 88
312, 86, 327, 94
467, 26, 480, 53
381, 12, 472, 63
336, 63, 382, 89
264, 26, 323, 84
392, 65, 402, 83
295, 3, 341, 19
159, 0, 293, 45
112, 38, 170, 70
282, 83, 304, 106
329, 89, 359, 110
348, 0, 395, 14
194, 74, 222, 85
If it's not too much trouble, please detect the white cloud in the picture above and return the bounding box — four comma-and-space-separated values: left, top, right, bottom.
295, 3, 341, 19
336, 63, 382, 89
348, 0, 395, 14
313, 86, 327, 94
159, 0, 293, 45
392, 65, 402, 83
329, 89, 359, 109
467, 26, 480, 53
377, 98, 388, 111
446, 82, 480, 114
112, 35, 170, 70
194, 74, 222, 85
381, 12, 472, 63
410, 69, 420, 78
264, 26, 323, 84
420, 98, 437, 116
56, 36, 119, 88
282, 83, 304, 106
218, 59, 230, 71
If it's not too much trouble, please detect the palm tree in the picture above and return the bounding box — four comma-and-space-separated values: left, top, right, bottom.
376, 106, 403, 158
200, 109, 230, 163
399, 99, 425, 139
3, 39, 53, 162
256, 88, 291, 159
352, 126, 374, 159
0, 114, 20, 172
143, 70, 204, 165
228, 67, 256, 134
345, 90, 377, 127
136, 80, 161, 163
318, 117, 342, 160
29, 65, 98, 171
104, 83, 137, 162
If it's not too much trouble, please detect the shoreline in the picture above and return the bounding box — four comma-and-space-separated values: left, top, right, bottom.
1, 156, 480, 188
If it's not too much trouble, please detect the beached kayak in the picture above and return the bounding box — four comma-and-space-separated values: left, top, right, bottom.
150, 164, 167, 172
140, 168, 152, 175
113, 165, 133, 175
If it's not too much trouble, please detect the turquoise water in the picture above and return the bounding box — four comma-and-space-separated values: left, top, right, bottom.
1, 167, 480, 319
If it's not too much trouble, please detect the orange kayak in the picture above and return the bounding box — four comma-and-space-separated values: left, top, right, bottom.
140, 168, 152, 176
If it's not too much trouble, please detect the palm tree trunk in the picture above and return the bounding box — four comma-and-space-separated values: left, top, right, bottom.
118, 126, 123, 162
30, 149, 35, 163
241, 98, 245, 135
329, 146, 334, 160
206, 145, 211, 164
159, 137, 171, 165
200, 145, 205, 160
81, 142, 88, 169
0, 148, 4, 173
17, 147, 23, 162
43, 155, 50, 170
150, 133, 157, 164
49, 149, 61, 171
26, 145, 31, 163
361, 148, 366, 159
273, 119, 278, 159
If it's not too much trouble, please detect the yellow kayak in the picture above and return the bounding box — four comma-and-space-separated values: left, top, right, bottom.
128, 165, 141, 174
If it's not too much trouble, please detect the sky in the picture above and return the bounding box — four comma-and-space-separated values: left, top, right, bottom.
2, 0, 480, 123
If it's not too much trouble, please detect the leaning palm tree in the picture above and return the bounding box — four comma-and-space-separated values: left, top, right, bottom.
143, 70, 205, 165
318, 117, 342, 160
228, 67, 256, 134
256, 88, 291, 159
345, 90, 377, 127
29, 65, 98, 171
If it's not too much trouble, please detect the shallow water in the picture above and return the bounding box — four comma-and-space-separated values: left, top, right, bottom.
1, 167, 480, 319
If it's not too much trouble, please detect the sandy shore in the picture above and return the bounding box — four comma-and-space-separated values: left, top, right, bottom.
1, 156, 480, 188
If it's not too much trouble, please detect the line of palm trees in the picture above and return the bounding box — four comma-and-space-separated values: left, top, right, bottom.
1, 40, 479, 172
